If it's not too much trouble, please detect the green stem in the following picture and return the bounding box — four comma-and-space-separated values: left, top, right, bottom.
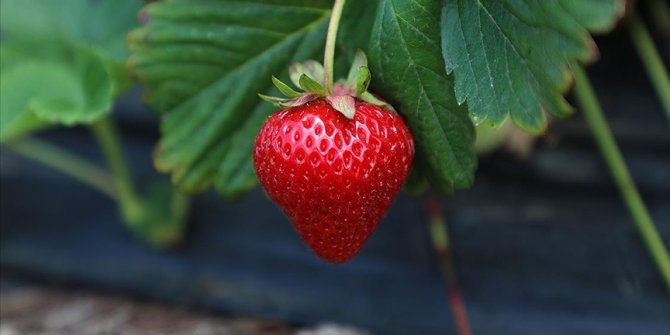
323, 0, 346, 94
572, 64, 670, 293
5, 137, 116, 199
90, 117, 145, 226
627, 10, 670, 122
427, 196, 473, 335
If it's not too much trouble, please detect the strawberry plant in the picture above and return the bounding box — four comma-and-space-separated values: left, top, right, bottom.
2, 0, 670, 330
0, 0, 191, 246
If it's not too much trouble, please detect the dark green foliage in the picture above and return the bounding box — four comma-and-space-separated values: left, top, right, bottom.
128, 0, 623, 196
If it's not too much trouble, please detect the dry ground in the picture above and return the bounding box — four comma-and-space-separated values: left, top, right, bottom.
0, 276, 369, 335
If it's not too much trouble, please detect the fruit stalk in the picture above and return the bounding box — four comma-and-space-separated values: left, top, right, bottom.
626, 10, 670, 122
572, 64, 670, 293
427, 197, 473, 335
5, 137, 117, 199
90, 117, 146, 227
323, 0, 346, 94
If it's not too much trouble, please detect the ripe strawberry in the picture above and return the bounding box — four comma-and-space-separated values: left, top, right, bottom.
254, 51, 414, 263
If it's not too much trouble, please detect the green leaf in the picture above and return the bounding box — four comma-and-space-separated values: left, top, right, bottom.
298, 74, 327, 95
0, 63, 53, 141
347, 49, 368, 83
0, 0, 142, 96
354, 66, 371, 97
0, 0, 142, 62
0, 46, 24, 70
0, 47, 112, 141
326, 95, 356, 119
290, 62, 324, 88
258, 94, 292, 106
441, 0, 624, 132
128, 0, 334, 196
0, 0, 142, 139
31, 46, 113, 126
370, 0, 477, 192
271, 76, 302, 98
360, 91, 395, 111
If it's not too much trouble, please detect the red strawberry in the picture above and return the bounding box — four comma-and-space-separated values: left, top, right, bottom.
254, 51, 414, 263
254, 99, 414, 263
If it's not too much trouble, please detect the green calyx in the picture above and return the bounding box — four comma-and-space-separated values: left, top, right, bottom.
258, 50, 395, 119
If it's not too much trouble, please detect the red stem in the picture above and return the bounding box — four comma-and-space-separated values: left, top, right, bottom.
427, 196, 473, 335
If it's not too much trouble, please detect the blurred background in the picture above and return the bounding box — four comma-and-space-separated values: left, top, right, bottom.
1, 0, 669, 334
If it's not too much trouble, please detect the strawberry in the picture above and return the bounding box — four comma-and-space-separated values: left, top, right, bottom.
254, 51, 414, 263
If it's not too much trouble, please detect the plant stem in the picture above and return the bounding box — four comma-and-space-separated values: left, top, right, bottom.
90, 117, 145, 226
5, 137, 117, 199
572, 64, 670, 293
627, 10, 670, 122
427, 196, 473, 335
323, 0, 346, 94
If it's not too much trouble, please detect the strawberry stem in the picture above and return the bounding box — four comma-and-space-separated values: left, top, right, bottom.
6, 137, 117, 199
626, 9, 670, 122
90, 117, 146, 226
323, 0, 346, 95
427, 196, 473, 335
572, 64, 670, 293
